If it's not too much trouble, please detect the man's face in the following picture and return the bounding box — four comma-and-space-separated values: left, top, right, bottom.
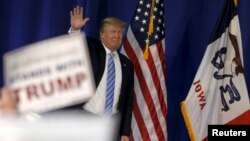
100, 24, 124, 51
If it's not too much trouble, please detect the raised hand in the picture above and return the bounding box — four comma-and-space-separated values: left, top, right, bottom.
70, 5, 90, 31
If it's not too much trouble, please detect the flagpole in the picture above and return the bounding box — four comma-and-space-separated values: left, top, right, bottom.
144, 0, 155, 60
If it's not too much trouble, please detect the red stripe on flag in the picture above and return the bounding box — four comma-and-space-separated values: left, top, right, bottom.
129, 130, 134, 141
202, 137, 208, 141
132, 94, 151, 141
156, 42, 167, 81
146, 47, 167, 121
227, 110, 250, 124
124, 38, 165, 140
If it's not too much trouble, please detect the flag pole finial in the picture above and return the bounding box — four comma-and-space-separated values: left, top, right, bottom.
234, 0, 238, 7
144, 42, 149, 59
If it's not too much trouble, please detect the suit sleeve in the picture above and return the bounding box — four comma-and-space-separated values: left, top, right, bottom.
120, 62, 134, 136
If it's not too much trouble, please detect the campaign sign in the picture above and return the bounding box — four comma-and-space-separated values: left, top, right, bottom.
3, 33, 95, 114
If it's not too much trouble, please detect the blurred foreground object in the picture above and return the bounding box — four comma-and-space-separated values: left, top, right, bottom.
3, 32, 95, 115
0, 112, 119, 141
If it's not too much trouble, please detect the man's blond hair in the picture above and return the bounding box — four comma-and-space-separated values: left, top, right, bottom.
100, 17, 126, 33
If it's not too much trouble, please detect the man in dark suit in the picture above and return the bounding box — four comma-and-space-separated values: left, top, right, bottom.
69, 6, 134, 141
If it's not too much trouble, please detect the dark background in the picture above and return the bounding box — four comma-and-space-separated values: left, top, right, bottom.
0, 0, 249, 140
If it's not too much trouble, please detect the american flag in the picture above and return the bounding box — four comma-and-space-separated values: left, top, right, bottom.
121, 0, 167, 140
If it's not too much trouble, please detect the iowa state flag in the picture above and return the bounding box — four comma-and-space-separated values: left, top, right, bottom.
181, 0, 250, 141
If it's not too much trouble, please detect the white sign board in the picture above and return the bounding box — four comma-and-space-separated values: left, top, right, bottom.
4, 33, 95, 114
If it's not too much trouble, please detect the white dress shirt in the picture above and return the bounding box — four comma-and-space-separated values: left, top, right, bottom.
83, 44, 122, 115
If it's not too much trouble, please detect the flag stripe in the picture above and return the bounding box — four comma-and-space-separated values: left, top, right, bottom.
132, 94, 151, 141
227, 110, 250, 124
147, 46, 167, 121
122, 0, 167, 140
129, 130, 135, 141
150, 42, 167, 116
124, 37, 165, 140
133, 69, 158, 140
126, 28, 167, 122
155, 41, 167, 81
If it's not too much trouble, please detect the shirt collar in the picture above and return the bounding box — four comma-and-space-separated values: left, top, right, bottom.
102, 42, 118, 55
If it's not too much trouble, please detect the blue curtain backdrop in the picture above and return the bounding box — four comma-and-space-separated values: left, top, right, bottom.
0, 0, 249, 141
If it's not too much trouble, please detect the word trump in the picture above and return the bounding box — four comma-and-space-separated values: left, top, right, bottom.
11, 72, 86, 103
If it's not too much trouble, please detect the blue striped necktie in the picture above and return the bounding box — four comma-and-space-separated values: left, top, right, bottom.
104, 52, 116, 116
